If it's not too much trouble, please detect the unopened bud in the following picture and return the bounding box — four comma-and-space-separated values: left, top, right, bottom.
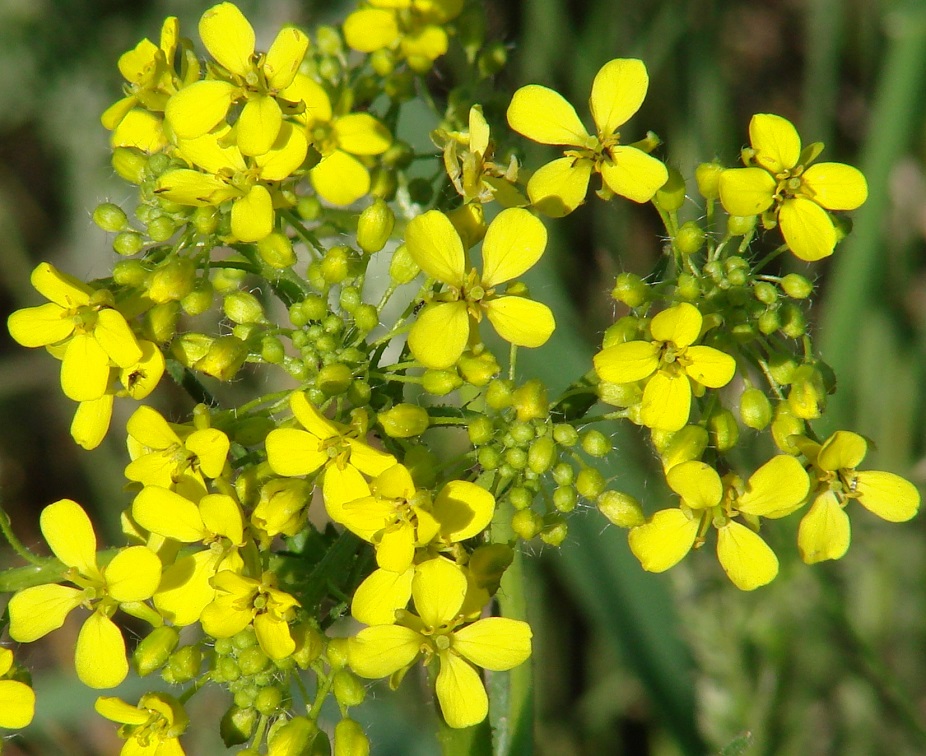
379, 403, 429, 438
134, 626, 179, 676
164, 645, 202, 684
739, 387, 772, 430
112, 147, 148, 184
787, 364, 826, 419
334, 719, 369, 756
659, 425, 709, 470
94, 202, 128, 232
528, 435, 556, 474
695, 162, 723, 200
653, 166, 686, 211
598, 380, 642, 407
333, 670, 366, 708
317, 364, 353, 396
512, 379, 548, 422
781, 273, 813, 299
143, 301, 181, 344
195, 335, 249, 381
727, 214, 756, 236
321, 246, 353, 285
257, 232, 296, 269
357, 199, 395, 254
221, 705, 258, 747
576, 467, 605, 498
580, 429, 610, 457
422, 369, 463, 395
147, 257, 196, 303
511, 509, 542, 540
389, 244, 420, 285
540, 518, 568, 547
611, 272, 648, 308
676, 221, 705, 255
457, 350, 500, 386
707, 407, 739, 452
597, 490, 644, 527
447, 203, 486, 249
224, 291, 266, 324
771, 403, 805, 455
268, 716, 319, 756
602, 316, 641, 347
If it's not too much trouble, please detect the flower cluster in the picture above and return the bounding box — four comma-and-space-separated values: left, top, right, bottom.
0, 1, 917, 752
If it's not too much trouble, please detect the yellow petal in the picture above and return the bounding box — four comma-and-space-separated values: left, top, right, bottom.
480, 208, 547, 286
199, 1, 255, 77
121, 340, 165, 400
453, 617, 532, 671
75, 611, 129, 688
405, 210, 465, 284
408, 302, 470, 369
61, 333, 110, 402
0, 680, 35, 728
95, 308, 143, 368
281, 73, 332, 125
351, 567, 414, 625
110, 109, 168, 153
650, 302, 702, 347
412, 558, 467, 629
254, 612, 295, 660
641, 371, 692, 432
95, 696, 148, 725
199, 493, 244, 542
798, 491, 850, 563
132, 486, 205, 543
8, 584, 83, 642
334, 113, 392, 156
31, 262, 92, 308
817, 430, 867, 471
185, 428, 229, 479
254, 121, 308, 181
177, 125, 245, 174
779, 197, 836, 262
855, 470, 920, 522
484, 297, 555, 348
71, 394, 114, 451
684, 345, 736, 388
165, 81, 238, 140
628, 508, 698, 572
376, 523, 416, 573
593, 340, 659, 383
265, 428, 326, 476
154, 551, 221, 626
343, 9, 399, 53
599, 146, 668, 203
348, 625, 422, 678
155, 169, 237, 206
105, 546, 162, 603
126, 405, 179, 450
736, 455, 810, 518
201, 596, 253, 638
590, 58, 649, 136
526, 156, 593, 217
436, 651, 488, 728
401, 23, 449, 65
310, 150, 370, 206
236, 96, 282, 157
231, 185, 274, 242
8, 303, 73, 347
41, 498, 98, 575
666, 461, 722, 509
433, 480, 495, 542
718, 168, 776, 216
290, 390, 338, 439
801, 162, 868, 210
323, 464, 373, 520
264, 26, 309, 90
345, 438, 397, 478
716, 521, 778, 590
749, 113, 801, 173
507, 84, 589, 147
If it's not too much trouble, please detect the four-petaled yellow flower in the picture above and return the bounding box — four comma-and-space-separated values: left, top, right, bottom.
405, 207, 555, 369
165, 2, 308, 157
719, 113, 868, 261
795, 430, 920, 563
348, 557, 532, 728
629, 455, 809, 590
8, 499, 162, 688
0, 648, 35, 730
8, 263, 143, 403
507, 58, 668, 216
96, 692, 188, 756
593, 302, 736, 431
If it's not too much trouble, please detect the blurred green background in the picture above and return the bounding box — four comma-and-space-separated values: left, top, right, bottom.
1, 0, 925, 754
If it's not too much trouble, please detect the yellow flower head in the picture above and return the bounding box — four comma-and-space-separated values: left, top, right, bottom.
593, 302, 736, 432
96, 692, 188, 755
0, 648, 35, 730
795, 430, 920, 564
507, 58, 668, 216
405, 208, 555, 369
719, 113, 868, 261
7, 499, 162, 688
348, 557, 532, 728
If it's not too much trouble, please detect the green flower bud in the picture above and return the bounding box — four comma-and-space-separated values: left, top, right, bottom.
163, 645, 202, 684
334, 719, 369, 756
739, 387, 772, 430
511, 508, 542, 540
727, 214, 756, 236
512, 379, 548, 422
257, 231, 296, 269
292, 623, 325, 669
112, 147, 148, 184
321, 246, 353, 285
327, 638, 349, 670
379, 403, 429, 438
598, 380, 642, 408
552, 461, 575, 486
504, 447, 528, 470
269, 716, 319, 756
147, 216, 176, 242
371, 47, 394, 75
676, 221, 705, 255
238, 645, 270, 676
350, 304, 377, 336
333, 670, 366, 708
486, 379, 514, 409
576, 467, 606, 499
192, 206, 219, 235
147, 257, 195, 303
224, 291, 266, 324
297, 195, 322, 221
768, 352, 798, 384
113, 231, 144, 256
753, 281, 778, 305
611, 272, 649, 308
94, 202, 128, 233
478, 40, 508, 76
214, 637, 234, 656
144, 301, 181, 344
602, 316, 641, 347
216, 656, 241, 683
301, 295, 328, 322
458, 350, 500, 386
658, 424, 709, 469
781, 273, 813, 299
195, 335, 249, 381
597, 490, 644, 527
758, 308, 781, 335
255, 686, 283, 717
540, 518, 568, 547
553, 423, 579, 447
221, 706, 259, 747
787, 364, 826, 419
676, 272, 701, 301
261, 336, 285, 364
133, 625, 179, 676
779, 302, 807, 338
357, 199, 396, 254
527, 435, 556, 474
708, 407, 739, 453
389, 244, 421, 285
234, 627, 259, 650
508, 486, 533, 510
317, 364, 354, 396
113, 259, 148, 287
181, 278, 215, 316
448, 203, 487, 249
653, 166, 686, 211
477, 446, 501, 470
695, 161, 724, 200
580, 429, 611, 457
771, 402, 805, 455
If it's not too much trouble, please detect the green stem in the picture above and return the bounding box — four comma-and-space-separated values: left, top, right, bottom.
0, 506, 43, 566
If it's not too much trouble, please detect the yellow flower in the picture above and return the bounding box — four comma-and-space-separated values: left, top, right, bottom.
507, 58, 668, 216
281, 73, 392, 206
795, 430, 920, 563
405, 208, 555, 369
95, 692, 188, 755
593, 302, 736, 431
348, 557, 532, 728
7, 500, 162, 688
200, 570, 300, 660
165, 2, 309, 156
718, 113, 868, 261
0, 648, 35, 730
251, 478, 312, 544
265, 390, 396, 517
8, 263, 143, 402
155, 121, 307, 242
628, 455, 809, 590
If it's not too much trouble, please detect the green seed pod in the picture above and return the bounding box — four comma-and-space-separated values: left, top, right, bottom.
676, 221, 705, 255
512, 379, 548, 423
695, 161, 724, 200
220, 706, 259, 747
576, 467, 606, 499
389, 244, 420, 285
113, 259, 148, 287
580, 429, 611, 457
708, 407, 739, 453
257, 231, 297, 269
195, 335, 249, 381
357, 199, 396, 254
611, 272, 649, 308
511, 508, 542, 540
112, 147, 148, 184
739, 387, 773, 430
113, 231, 144, 256
334, 719, 369, 756
779, 302, 807, 338
540, 518, 568, 547
597, 490, 644, 528
527, 435, 556, 474
317, 364, 354, 396
552, 423, 579, 447
224, 291, 266, 325
268, 716, 319, 756
781, 273, 813, 299
144, 301, 181, 344
147, 257, 195, 303
659, 424, 709, 469
457, 350, 500, 387
133, 626, 179, 676
727, 214, 756, 236
653, 165, 686, 212
94, 202, 128, 233
787, 364, 826, 419
379, 403, 429, 438
333, 670, 366, 708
